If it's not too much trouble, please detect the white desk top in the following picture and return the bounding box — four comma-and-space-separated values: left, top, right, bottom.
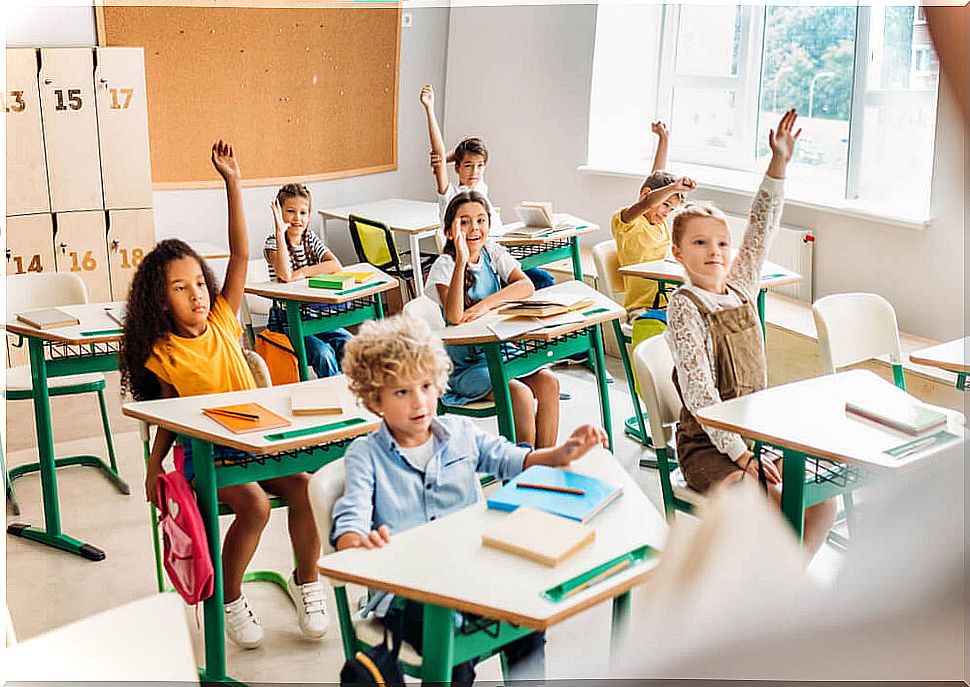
5, 302, 126, 345
438, 281, 625, 346
909, 337, 969, 374
188, 240, 230, 260
494, 215, 599, 246
319, 198, 441, 235
122, 376, 380, 454
318, 448, 666, 630
245, 263, 397, 304
5, 594, 198, 682
619, 256, 801, 290
695, 370, 966, 473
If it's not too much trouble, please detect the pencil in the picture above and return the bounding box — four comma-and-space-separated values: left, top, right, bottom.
516, 482, 585, 496
563, 559, 631, 599
205, 408, 260, 421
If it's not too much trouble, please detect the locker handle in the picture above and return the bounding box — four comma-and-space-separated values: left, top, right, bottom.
44, 78, 53, 85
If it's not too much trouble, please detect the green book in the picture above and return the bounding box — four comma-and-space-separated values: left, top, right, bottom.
308, 273, 356, 290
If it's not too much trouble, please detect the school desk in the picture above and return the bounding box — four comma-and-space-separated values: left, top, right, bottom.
5, 593, 198, 682
439, 280, 624, 451
695, 369, 966, 540
910, 337, 969, 391
5, 302, 129, 561
122, 375, 380, 683
187, 240, 230, 260
494, 216, 599, 281
245, 263, 396, 381
318, 198, 441, 297
317, 447, 666, 685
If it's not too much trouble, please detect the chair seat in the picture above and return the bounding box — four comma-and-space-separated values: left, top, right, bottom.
443, 398, 495, 412
669, 466, 708, 508
620, 322, 633, 338
5, 365, 106, 393
353, 614, 423, 667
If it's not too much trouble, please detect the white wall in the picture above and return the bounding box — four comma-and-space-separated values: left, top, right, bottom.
6, 4, 452, 265
444, 3, 966, 342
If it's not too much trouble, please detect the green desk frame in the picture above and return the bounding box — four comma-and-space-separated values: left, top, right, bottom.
6, 336, 129, 561
504, 235, 584, 281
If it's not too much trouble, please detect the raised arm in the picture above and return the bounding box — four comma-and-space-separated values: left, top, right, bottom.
650, 120, 670, 172
211, 140, 248, 311
619, 177, 696, 224
420, 85, 450, 195
266, 199, 295, 282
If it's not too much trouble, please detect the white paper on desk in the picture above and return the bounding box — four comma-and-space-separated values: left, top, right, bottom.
487, 312, 585, 339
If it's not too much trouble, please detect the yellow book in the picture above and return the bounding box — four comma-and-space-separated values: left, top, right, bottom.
481, 506, 595, 567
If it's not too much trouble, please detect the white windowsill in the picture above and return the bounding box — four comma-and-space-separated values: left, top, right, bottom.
578, 163, 933, 230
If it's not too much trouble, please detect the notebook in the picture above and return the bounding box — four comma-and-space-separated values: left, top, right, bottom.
308, 271, 378, 290
845, 395, 948, 435
482, 506, 595, 566
16, 308, 80, 330
202, 403, 291, 434
486, 465, 623, 524
499, 297, 594, 318
290, 388, 344, 416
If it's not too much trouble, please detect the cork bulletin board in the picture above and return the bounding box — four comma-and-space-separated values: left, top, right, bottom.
96, 2, 401, 189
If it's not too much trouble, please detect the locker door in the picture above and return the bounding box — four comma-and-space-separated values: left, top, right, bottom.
107, 208, 155, 300
6, 49, 51, 215
6, 213, 55, 277
38, 48, 103, 212
95, 47, 152, 209
54, 211, 111, 302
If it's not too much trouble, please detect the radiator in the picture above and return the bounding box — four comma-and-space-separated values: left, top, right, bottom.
723, 213, 814, 302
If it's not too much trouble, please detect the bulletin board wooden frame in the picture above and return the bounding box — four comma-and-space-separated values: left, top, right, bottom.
95, 2, 401, 189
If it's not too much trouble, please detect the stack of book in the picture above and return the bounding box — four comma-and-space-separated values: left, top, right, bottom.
308, 271, 378, 290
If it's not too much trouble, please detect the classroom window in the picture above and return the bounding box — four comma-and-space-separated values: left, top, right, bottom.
588, 4, 940, 217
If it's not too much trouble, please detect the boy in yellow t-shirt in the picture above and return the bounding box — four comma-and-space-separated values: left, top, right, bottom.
611, 122, 696, 322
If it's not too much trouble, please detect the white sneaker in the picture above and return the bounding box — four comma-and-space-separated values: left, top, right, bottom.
224, 594, 263, 649
288, 572, 330, 639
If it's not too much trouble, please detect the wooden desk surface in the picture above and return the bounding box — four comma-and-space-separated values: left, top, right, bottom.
318, 448, 666, 631
619, 256, 801, 290
438, 281, 624, 346
909, 337, 969, 374
318, 198, 441, 234
495, 215, 599, 246
245, 263, 397, 304
695, 369, 966, 473
5, 302, 126, 345
122, 376, 380, 455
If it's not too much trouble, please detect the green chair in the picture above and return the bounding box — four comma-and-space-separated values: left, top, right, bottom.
308, 459, 536, 682
5, 273, 127, 506
348, 214, 436, 301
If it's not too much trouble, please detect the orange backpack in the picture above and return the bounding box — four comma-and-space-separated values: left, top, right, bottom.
255, 331, 300, 386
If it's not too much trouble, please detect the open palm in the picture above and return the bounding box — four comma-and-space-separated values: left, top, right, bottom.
769, 109, 801, 164
211, 139, 241, 181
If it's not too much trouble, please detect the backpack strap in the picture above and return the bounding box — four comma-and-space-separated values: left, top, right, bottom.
257, 331, 298, 359
354, 652, 387, 684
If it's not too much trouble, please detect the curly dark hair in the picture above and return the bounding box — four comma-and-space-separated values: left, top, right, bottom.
119, 239, 219, 401
441, 191, 495, 310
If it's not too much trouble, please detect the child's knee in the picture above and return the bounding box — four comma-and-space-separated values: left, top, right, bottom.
508, 379, 533, 405
228, 486, 272, 527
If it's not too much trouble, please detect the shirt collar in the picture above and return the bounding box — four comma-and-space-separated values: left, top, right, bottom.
373, 417, 453, 455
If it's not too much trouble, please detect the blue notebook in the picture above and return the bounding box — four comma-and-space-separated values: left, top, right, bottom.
486, 465, 623, 524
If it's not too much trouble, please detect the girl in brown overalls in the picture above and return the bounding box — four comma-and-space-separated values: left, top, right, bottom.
664, 110, 836, 555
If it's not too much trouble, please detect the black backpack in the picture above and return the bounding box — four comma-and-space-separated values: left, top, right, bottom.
339, 615, 406, 686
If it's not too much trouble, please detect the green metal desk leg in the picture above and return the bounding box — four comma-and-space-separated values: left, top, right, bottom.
484, 344, 517, 442
610, 590, 631, 650
375, 292, 385, 319
421, 603, 457, 686
779, 450, 806, 542
569, 237, 584, 281
590, 325, 614, 452
613, 320, 649, 451
6, 338, 105, 561
958, 372, 967, 392
284, 301, 312, 382
2, 435, 20, 516
757, 288, 767, 340
193, 439, 229, 683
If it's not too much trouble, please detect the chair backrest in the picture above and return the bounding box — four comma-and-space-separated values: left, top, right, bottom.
632, 335, 682, 452
402, 295, 446, 331
812, 293, 903, 373
348, 214, 398, 270
242, 349, 272, 389
591, 240, 626, 305
244, 258, 271, 317
5, 273, 88, 317
308, 459, 347, 555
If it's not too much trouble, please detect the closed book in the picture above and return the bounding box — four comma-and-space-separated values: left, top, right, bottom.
308, 274, 357, 290
845, 396, 948, 435
482, 506, 595, 566
290, 388, 344, 416
202, 403, 291, 434
500, 297, 594, 318
338, 270, 378, 284
486, 465, 623, 524
16, 308, 80, 330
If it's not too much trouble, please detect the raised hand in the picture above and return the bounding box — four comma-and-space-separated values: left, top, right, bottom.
651, 120, 670, 141
673, 176, 697, 194
420, 84, 434, 109
429, 150, 443, 170
211, 139, 241, 182
767, 109, 802, 174
270, 199, 286, 232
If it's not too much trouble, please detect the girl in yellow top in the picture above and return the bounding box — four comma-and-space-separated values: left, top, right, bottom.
119, 141, 328, 650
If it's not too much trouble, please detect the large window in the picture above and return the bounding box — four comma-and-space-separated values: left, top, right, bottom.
588, 4, 940, 218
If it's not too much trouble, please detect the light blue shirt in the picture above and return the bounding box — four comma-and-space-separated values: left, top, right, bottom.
330, 416, 530, 546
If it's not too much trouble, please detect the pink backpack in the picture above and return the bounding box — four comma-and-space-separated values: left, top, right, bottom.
157, 444, 214, 605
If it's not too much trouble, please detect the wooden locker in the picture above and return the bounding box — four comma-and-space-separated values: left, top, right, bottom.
6, 213, 55, 277
53, 211, 111, 302
6, 49, 51, 216
107, 208, 155, 300
38, 48, 103, 212
95, 47, 152, 209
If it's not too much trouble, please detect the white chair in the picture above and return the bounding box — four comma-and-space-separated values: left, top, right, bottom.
812, 292, 907, 389
631, 336, 705, 521
240, 258, 271, 346
592, 240, 650, 456
5, 273, 127, 510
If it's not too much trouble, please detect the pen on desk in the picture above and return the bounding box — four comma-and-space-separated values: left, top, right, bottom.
516, 482, 585, 496
205, 408, 260, 421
